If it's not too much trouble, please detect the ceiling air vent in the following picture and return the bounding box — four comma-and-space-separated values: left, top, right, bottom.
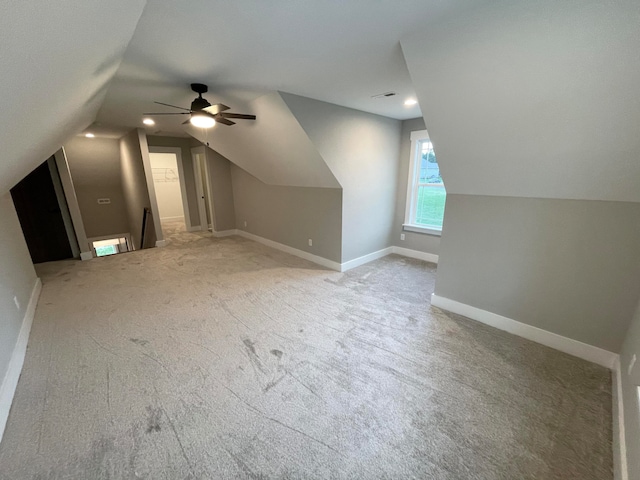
371, 92, 397, 99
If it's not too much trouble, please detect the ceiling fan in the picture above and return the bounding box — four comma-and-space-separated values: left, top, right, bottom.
144, 83, 256, 128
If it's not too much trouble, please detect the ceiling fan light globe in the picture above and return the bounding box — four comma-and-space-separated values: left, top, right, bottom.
190, 115, 216, 128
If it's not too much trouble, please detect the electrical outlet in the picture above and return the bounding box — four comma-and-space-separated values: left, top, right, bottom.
13, 296, 19, 310
308, 239, 313, 246
400, 233, 405, 241
243, 221, 247, 227
629, 354, 637, 376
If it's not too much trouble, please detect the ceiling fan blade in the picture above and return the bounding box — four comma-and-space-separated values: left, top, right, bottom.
215, 117, 236, 126
218, 113, 256, 120
143, 112, 191, 115
153, 101, 191, 111
203, 103, 230, 115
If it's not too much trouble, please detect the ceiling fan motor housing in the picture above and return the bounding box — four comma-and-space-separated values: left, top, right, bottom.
191, 97, 211, 111
190, 83, 211, 112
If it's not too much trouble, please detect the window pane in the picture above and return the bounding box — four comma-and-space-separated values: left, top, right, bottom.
415, 185, 446, 228
95, 245, 118, 257
420, 141, 442, 184
406, 132, 447, 230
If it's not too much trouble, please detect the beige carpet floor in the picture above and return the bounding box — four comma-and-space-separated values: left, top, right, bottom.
0, 223, 612, 479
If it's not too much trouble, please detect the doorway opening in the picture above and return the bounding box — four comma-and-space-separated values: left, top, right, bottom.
148, 147, 191, 241
10, 157, 79, 264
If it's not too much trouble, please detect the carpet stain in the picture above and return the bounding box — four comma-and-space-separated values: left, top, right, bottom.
243, 339, 257, 356
243, 338, 267, 374
145, 406, 162, 433
130, 338, 149, 346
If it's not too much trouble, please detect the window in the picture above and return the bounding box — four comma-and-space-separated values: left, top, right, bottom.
95, 245, 118, 257
92, 237, 130, 257
404, 130, 446, 235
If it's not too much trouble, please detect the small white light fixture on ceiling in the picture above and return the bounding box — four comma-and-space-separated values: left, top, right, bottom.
404, 98, 418, 106
190, 113, 216, 129
142, 118, 155, 126
85, 133, 95, 138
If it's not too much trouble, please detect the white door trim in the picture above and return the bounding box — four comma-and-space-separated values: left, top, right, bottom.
191, 146, 216, 231
137, 130, 164, 244
191, 146, 207, 230
53, 148, 91, 258
202, 148, 217, 231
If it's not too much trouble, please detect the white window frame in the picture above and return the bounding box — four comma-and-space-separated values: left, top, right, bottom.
403, 129, 444, 236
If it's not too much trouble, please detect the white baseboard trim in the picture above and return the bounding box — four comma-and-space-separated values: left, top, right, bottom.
212, 229, 238, 238
391, 246, 438, 264
340, 247, 392, 272
0, 277, 42, 444
235, 230, 342, 271
234, 231, 440, 272
155, 240, 167, 248
80, 251, 92, 261
613, 358, 629, 480
160, 216, 184, 223
430, 293, 618, 369
339, 246, 438, 272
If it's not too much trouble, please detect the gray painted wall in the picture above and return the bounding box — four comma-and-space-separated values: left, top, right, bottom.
281, 93, 401, 262
392, 117, 440, 255
63, 137, 129, 237
120, 130, 156, 249
231, 165, 342, 263
435, 194, 640, 352
0, 193, 38, 395
206, 148, 236, 232
619, 297, 640, 480
146, 135, 201, 227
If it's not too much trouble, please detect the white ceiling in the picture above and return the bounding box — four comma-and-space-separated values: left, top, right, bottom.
95, 0, 474, 136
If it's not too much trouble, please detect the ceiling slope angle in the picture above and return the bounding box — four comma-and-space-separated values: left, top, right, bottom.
0, 0, 147, 195
93, 0, 488, 131
401, 0, 640, 202
186, 91, 341, 189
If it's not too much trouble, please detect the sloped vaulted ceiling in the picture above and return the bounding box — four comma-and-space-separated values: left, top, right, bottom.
0, 0, 147, 194
401, 0, 640, 202
186, 92, 341, 188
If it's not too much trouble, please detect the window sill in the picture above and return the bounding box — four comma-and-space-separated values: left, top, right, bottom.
402, 224, 442, 237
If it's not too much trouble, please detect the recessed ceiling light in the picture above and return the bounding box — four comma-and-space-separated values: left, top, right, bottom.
404, 99, 418, 106
143, 118, 155, 126
85, 133, 95, 138
190, 114, 216, 129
